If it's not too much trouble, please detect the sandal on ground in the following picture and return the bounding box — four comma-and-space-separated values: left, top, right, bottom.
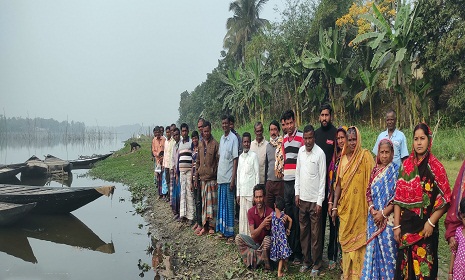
194, 227, 202, 235
310, 269, 320, 277
293, 258, 302, 265
299, 265, 310, 273
192, 223, 199, 231
208, 229, 215, 235
196, 228, 206, 236
328, 260, 336, 270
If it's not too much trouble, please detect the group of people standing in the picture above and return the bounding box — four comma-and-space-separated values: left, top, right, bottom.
151, 105, 465, 279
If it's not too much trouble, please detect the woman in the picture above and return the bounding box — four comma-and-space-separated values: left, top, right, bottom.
327, 126, 347, 270
332, 126, 375, 279
393, 123, 451, 279
361, 139, 399, 279
445, 160, 465, 252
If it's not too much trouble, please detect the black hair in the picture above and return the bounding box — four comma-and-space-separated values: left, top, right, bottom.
282, 110, 295, 121
165, 126, 170, 131
413, 123, 431, 139
173, 127, 180, 133
303, 124, 315, 134
242, 132, 251, 141
253, 184, 266, 197
153, 126, 159, 132
319, 103, 332, 115
222, 114, 229, 121
203, 121, 211, 129
386, 109, 397, 118
228, 115, 235, 123
170, 123, 176, 128
269, 120, 280, 132
191, 130, 199, 139
275, 196, 285, 211
460, 197, 465, 214
197, 117, 205, 124
180, 123, 189, 130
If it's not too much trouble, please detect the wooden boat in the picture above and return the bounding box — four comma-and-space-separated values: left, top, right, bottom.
0, 184, 115, 214
22, 156, 49, 177
0, 202, 36, 226
70, 153, 113, 169
0, 164, 26, 182
44, 154, 73, 173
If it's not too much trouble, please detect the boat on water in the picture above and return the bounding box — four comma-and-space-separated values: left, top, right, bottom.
44, 154, 73, 173
70, 153, 113, 169
0, 202, 36, 226
0, 184, 115, 214
21, 156, 49, 177
0, 164, 26, 182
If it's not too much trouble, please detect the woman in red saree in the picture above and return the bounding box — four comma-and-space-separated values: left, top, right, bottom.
393, 123, 451, 279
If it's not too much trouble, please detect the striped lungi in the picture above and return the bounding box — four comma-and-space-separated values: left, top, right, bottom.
201, 180, 217, 228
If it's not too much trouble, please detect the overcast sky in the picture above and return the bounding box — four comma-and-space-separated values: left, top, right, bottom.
0, 0, 285, 127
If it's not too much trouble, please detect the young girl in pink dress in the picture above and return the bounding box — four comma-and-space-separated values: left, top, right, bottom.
449, 197, 465, 280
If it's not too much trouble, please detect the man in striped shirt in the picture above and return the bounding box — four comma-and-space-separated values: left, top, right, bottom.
281, 109, 304, 264
178, 123, 194, 224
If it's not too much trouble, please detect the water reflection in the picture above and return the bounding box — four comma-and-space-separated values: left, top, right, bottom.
0, 213, 114, 264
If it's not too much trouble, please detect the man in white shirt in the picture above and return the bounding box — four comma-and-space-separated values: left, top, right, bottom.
295, 125, 326, 276
237, 132, 259, 236
250, 122, 268, 184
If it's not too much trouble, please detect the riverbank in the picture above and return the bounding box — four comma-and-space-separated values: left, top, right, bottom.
90, 137, 461, 279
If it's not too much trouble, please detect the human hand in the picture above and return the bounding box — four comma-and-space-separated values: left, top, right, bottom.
422, 221, 434, 238
331, 209, 338, 224
229, 182, 235, 191
262, 214, 272, 228
372, 210, 384, 227
394, 228, 401, 244
316, 205, 322, 216
236, 196, 240, 205
449, 237, 458, 252
295, 195, 300, 207
286, 228, 291, 236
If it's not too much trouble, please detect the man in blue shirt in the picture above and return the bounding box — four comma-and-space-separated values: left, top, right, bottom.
372, 109, 409, 167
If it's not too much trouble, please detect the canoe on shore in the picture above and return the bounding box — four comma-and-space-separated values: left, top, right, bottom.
0, 202, 36, 226
0, 184, 115, 214
70, 153, 113, 169
44, 154, 73, 173
21, 156, 49, 177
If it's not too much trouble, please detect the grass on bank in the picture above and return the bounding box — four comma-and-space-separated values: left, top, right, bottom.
89, 134, 464, 279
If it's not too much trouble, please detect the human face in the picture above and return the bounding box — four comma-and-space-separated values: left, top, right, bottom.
172, 130, 180, 142
153, 130, 158, 138
165, 129, 171, 139
386, 112, 396, 132
281, 120, 287, 135
203, 126, 211, 141
222, 119, 230, 134
347, 132, 357, 154
319, 109, 331, 127
285, 118, 295, 136
242, 137, 251, 152
253, 189, 265, 209
269, 124, 279, 139
254, 124, 264, 142
159, 127, 164, 135
303, 131, 315, 152
181, 127, 189, 139
413, 128, 429, 157
378, 143, 393, 167
197, 121, 204, 137
192, 136, 199, 147
336, 131, 347, 150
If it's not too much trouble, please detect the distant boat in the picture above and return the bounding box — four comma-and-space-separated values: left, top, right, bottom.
44, 154, 73, 173
22, 156, 49, 177
70, 153, 113, 169
0, 164, 26, 182
0, 184, 115, 214
0, 202, 36, 226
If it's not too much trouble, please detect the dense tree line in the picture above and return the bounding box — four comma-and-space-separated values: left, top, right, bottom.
0, 115, 86, 134
178, 0, 465, 129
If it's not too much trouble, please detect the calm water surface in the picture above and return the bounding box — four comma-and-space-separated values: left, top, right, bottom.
0, 139, 157, 279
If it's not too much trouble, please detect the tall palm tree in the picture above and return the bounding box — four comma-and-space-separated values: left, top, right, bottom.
224, 0, 270, 63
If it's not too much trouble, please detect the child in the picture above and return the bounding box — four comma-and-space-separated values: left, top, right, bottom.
270, 196, 292, 277
449, 197, 465, 280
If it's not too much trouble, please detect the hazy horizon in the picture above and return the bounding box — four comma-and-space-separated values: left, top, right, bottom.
0, 0, 285, 128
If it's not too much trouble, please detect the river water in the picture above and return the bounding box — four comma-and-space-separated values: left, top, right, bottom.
0, 137, 157, 279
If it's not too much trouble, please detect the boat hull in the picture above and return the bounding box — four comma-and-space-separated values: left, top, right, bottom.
0, 202, 36, 226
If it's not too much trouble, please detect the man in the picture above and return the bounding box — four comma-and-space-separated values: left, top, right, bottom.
313, 104, 337, 263
229, 115, 242, 154
282, 109, 304, 263
162, 125, 173, 201
195, 121, 219, 235
237, 132, 259, 236
170, 127, 181, 218
264, 120, 284, 209
159, 126, 165, 139
197, 118, 205, 141
235, 184, 272, 270
372, 109, 409, 167
217, 115, 239, 240
295, 125, 326, 275
152, 126, 165, 198
178, 123, 194, 224
250, 122, 268, 184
